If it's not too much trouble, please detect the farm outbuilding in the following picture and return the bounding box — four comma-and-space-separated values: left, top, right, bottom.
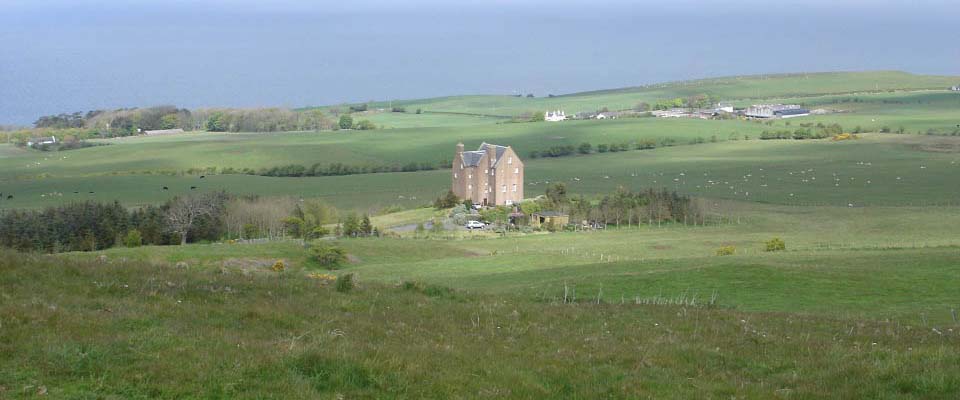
530, 211, 569, 229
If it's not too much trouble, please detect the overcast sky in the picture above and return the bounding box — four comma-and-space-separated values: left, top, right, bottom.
1, 0, 958, 125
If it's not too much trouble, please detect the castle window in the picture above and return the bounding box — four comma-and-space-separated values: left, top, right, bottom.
508, 157, 512, 164
512, 184, 517, 192
501, 185, 507, 193
468, 184, 472, 190
514, 167, 519, 174
454, 173, 458, 179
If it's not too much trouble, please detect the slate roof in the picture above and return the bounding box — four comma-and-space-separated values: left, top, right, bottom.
774, 108, 810, 116
460, 143, 509, 167
461, 151, 484, 167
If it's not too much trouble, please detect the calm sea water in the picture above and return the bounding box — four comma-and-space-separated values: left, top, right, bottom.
1, 0, 958, 125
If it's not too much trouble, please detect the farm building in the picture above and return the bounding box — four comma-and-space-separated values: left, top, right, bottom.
715, 102, 734, 113
530, 211, 569, 229
26, 136, 57, 147
144, 128, 185, 136
451, 142, 524, 206
544, 110, 566, 122
652, 109, 691, 118
596, 111, 621, 119
951, 85, 960, 91
745, 104, 809, 118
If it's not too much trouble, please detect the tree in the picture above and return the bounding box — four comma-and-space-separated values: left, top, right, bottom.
166, 193, 217, 245
434, 190, 460, 209
342, 213, 360, 237
206, 112, 226, 132
530, 111, 545, 122
339, 115, 354, 130
359, 214, 373, 237
545, 183, 568, 209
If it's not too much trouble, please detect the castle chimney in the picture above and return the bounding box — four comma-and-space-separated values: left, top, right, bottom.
456, 142, 464, 154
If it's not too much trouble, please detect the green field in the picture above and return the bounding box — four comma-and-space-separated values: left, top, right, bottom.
328, 71, 960, 118
3, 71, 960, 398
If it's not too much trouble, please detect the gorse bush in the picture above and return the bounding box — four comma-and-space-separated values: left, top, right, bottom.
311, 241, 348, 270
765, 237, 786, 252
716, 246, 736, 256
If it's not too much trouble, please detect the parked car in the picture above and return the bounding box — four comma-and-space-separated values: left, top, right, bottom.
465, 220, 485, 230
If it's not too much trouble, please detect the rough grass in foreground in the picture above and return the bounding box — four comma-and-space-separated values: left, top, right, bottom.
1, 251, 958, 398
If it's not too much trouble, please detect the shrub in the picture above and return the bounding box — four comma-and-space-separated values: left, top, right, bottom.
272, 260, 285, 272
242, 224, 259, 239
335, 273, 355, 293
765, 238, 786, 252
311, 241, 348, 269
716, 246, 735, 256
353, 120, 376, 130
123, 229, 142, 248
338, 115, 353, 129
434, 189, 460, 209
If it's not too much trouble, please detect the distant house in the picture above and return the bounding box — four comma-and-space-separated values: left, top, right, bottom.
544, 110, 566, 122
144, 128, 185, 136
574, 111, 598, 120
530, 211, 569, 229
715, 102, 734, 113
26, 136, 57, 147
596, 111, 619, 120
452, 142, 524, 206
952, 85, 960, 91
652, 108, 691, 118
745, 104, 809, 119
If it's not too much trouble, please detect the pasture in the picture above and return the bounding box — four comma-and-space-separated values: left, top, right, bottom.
2, 133, 959, 210
3, 251, 958, 398
324, 71, 959, 118
3, 71, 960, 398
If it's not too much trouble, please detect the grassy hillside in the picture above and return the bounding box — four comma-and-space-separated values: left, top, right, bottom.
4, 71, 960, 398
331, 71, 960, 117
3, 250, 958, 399
1, 71, 958, 211
78, 202, 960, 323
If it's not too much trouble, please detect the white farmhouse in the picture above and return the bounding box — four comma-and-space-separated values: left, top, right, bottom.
545, 110, 566, 122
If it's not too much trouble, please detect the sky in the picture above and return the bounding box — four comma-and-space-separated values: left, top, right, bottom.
1, 0, 958, 125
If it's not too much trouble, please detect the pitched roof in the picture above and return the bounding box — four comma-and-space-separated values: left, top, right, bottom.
461, 151, 484, 167
460, 143, 509, 167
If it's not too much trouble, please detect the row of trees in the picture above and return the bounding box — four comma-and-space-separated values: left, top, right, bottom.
0, 193, 229, 252
527, 138, 682, 159
650, 93, 720, 111
759, 123, 843, 140
230, 160, 444, 178
23, 106, 354, 139
541, 184, 702, 227
0, 192, 385, 253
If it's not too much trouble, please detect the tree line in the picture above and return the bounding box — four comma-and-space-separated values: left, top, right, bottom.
4, 105, 372, 144
540, 184, 703, 228
0, 192, 382, 253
